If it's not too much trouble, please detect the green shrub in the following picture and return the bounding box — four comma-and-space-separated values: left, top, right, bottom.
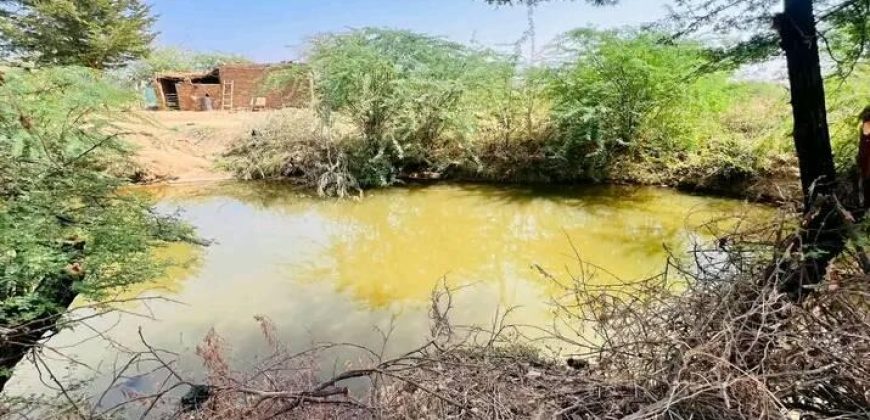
548, 29, 715, 175
308, 29, 471, 173
222, 109, 369, 197
0, 66, 191, 323
304, 28, 552, 183
230, 27, 870, 200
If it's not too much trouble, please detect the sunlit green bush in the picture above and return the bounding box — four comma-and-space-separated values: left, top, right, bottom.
550, 30, 729, 176
0, 66, 190, 326
307, 29, 475, 181
226, 26, 868, 199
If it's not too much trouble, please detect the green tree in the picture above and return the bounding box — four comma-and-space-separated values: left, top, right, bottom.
307, 28, 495, 185
0, 66, 191, 390
551, 29, 709, 149
114, 46, 250, 104
0, 0, 156, 69
491, 0, 870, 299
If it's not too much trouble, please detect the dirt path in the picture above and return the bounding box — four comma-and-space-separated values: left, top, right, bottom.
121, 111, 273, 183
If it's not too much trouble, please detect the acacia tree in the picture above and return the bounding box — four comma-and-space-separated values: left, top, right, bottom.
120, 47, 250, 88
0, 67, 193, 391
492, 0, 869, 299
0, 0, 156, 69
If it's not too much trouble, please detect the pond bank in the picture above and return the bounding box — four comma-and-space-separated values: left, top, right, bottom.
123, 109, 801, 205
209, 105, 805, 204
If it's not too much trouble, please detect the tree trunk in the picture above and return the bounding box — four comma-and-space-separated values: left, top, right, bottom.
779, 0, 836, 202
774, 0, 846, 300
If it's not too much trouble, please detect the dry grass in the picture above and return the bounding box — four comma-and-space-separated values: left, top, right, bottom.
220, 109, 363, 197
118, 110, 277, 183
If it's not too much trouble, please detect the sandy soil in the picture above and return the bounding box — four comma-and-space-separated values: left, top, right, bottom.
121, 110, 274, 183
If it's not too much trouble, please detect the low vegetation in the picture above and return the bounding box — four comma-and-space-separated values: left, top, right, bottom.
224, 27, 867, 201
222, 109, 366, 197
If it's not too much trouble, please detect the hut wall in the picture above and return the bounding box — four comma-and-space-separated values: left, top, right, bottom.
176, 83, 222, 111
152, 79, 166, 110
152, 65, 309, 111
218, 66, 270, 110
219, 65, 309, 110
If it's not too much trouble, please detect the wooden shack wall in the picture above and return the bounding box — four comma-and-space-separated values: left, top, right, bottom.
152, 65, 310, 111
219, 66, 269, 110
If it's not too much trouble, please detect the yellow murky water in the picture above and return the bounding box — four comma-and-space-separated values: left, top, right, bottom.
6, 181, 769, 406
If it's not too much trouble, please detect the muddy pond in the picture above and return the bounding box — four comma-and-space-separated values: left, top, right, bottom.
6, 182, 771, 409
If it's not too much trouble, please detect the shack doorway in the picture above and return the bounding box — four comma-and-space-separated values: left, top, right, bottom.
160, 79, 180, 110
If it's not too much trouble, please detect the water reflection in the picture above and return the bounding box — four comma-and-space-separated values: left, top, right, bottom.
149, 181, 757, 304
5, 181, 769, 407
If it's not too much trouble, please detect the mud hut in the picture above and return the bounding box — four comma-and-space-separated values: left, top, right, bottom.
152, 63, 307, 111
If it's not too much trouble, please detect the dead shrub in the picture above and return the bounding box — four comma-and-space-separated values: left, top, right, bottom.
222, 110, 363, 198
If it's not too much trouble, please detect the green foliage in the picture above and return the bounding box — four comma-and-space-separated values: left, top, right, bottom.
545, 28, 784, 182
303, 28, 518, 187
115, 46, 251, 91
668, 0, 869, 74
226, 28, 558, 193
227, 25, 868, 201
823, 1, 870, 72
0, 66, 192, 324
827, 64, 870, 172
0, 0, 156, 69
547, 30, 705, 175
228, 27, 792, 193
261, 64, 311, 105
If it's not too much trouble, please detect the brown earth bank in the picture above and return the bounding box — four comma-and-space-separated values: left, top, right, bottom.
120, 110, 275, 183
124, 110, 801, 204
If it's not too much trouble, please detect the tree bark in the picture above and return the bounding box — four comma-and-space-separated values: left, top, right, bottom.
774, 0, 846, 300
778, 0, 836, 203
